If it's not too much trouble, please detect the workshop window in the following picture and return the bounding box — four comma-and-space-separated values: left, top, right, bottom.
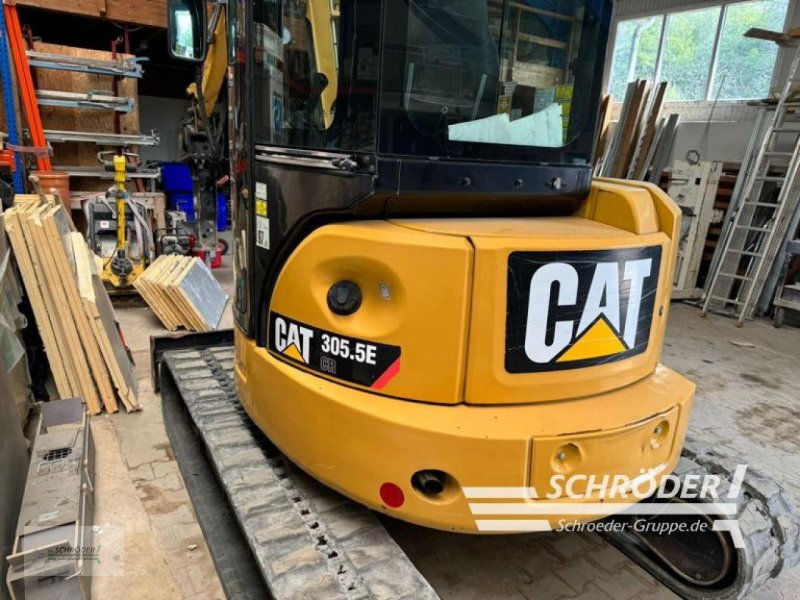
607, 0, 790, 102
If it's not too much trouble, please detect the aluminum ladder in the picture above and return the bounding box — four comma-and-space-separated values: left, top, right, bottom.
702, 43, 800, 325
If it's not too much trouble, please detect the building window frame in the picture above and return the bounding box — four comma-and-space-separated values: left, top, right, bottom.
605, 0, 793, 103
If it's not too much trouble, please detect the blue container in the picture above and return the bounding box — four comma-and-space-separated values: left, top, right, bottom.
217, 192, 227, 232
161, 163, 193, 193
170, 192, 195, 222
167, 192, 227, 231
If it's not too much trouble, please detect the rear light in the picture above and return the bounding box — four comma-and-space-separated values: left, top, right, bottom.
379, 482, 405, 508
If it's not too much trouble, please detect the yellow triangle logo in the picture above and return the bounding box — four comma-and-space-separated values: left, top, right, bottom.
557, 317, 627, 363
282, 343, 306, 363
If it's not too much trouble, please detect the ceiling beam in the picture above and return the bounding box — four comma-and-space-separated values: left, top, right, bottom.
14, 0, 167, 29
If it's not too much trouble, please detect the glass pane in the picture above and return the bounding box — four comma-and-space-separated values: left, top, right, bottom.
252, 0, 381, 152
379, 0, 611, 156
608, 17, 663, 101
661, 6, 721, 102
712, 0, 789, 100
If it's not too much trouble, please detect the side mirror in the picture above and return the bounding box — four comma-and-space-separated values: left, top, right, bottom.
168, 0, 207, 63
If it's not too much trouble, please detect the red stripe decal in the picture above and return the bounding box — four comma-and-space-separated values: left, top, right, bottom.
371, 357, 401, 390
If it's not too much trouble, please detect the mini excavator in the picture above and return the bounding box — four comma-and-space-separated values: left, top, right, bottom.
157, 1, 800, 598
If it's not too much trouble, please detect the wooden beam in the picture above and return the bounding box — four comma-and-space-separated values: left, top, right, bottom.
37, 206, 117, 413
509, 2, 577, 23
104, 0, 168, 29
14, 0, 167, 29
631, 81, 668, 180
517, 33, 568, 50
593, 94, 612, 166
745, 27, 800, 47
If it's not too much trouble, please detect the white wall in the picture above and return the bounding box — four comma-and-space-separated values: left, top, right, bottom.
662, 102, 761, 164
668, 121, 758, 163
138, 95, 190, 164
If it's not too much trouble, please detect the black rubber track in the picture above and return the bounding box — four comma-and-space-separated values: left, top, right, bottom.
160, 365, 271, 600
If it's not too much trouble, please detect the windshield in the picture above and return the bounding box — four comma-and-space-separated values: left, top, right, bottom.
379, 0, 609, 160
252, 0, 610, 161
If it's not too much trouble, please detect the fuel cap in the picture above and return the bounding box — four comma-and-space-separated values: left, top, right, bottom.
327, 281, 362, 315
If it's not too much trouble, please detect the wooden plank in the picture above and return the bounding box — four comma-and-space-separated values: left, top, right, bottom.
29, 206, 101, 414
40, 206, 117, 411
165, 258, 207, 331
39, 206, 118, 413
631, 82, 668, 180
14, 0, 167, 28
151, 257, 185, 329
600, 81, 636, 177
26, 205, 103, 414
593, 94, 612, 166
612, 80, 649, 179
513, 62, 564, 88
10, 200, 80, 397
745, 27, 800, 43
648, 113, 680, 184
71, 233, 140, 412
137, 255, 183, 330
509, 2, 578, 23
517, 33, 568, 50
619, 81, 651, 179
104, 0, 168, 28
640, 117, 666, 182
150, 257, 185, 330
3, 204, 74, 398
133, 257, 172, 329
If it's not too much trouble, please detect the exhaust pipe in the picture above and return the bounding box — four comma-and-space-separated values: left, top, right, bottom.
412, 470, 448, 497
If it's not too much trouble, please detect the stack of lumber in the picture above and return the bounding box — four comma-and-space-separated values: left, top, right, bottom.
3, 195, 139, 415
134, 255, 229, 332
595, 80, 678, 183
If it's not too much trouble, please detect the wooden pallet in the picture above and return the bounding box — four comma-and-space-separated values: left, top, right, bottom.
4, 194, 140, 414
135, 255, 228, 332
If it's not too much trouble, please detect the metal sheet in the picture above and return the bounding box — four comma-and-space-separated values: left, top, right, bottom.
178, 261, 229, 330
5, 398, 94, 600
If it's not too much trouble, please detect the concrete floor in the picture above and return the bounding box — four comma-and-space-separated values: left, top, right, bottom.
91, 259, 800, 600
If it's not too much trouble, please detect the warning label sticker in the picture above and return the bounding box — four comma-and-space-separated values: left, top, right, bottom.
256, 216, 270, 250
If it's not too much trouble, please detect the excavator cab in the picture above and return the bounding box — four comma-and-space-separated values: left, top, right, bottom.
165, 0, 699, 531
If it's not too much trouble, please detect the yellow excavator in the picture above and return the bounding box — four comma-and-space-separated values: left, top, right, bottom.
157, 1, 800, 598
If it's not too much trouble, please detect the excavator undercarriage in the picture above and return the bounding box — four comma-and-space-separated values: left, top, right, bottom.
156, 342, 800, 600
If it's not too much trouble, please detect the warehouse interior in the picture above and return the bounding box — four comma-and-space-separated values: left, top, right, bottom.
1, 0, 800, 599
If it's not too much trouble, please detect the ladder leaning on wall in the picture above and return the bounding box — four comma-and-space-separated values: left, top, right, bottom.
702, 42, 800, 325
